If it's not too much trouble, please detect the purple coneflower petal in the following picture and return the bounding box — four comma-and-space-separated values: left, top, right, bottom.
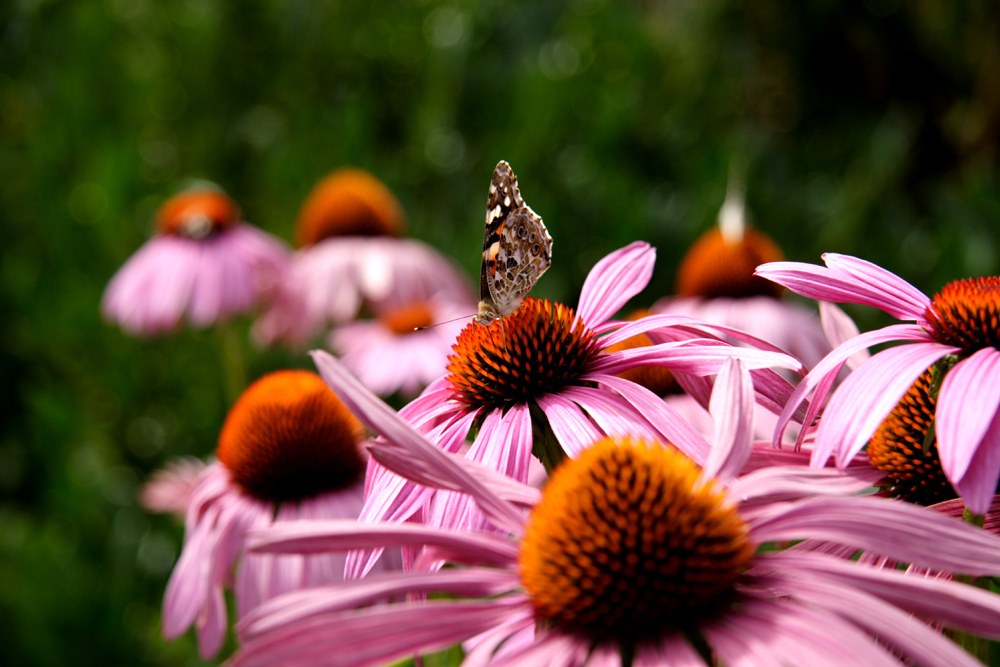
572, 378, 711, 463
756, 254, 930, 321
773, 572, 985, 667
592, 338, 801, 376
634, 639, 704, 667
815, 342, 956, 467
163, 502, 223, 637
429, 405, 532, 533
818, 301, 870, 370
312, 350, 524, 535
462, 611, 536, 667
232, 599, 525, 667
368, 440, 541, 508
702, 359, 754, 484
750, 495, 1000, 575
199, 587, 227, 658
535, 393, 604, 458
488, 631, 588, 667
937, 347, 1000, 492
821, 253, 932, 319
249, 520, 519, 567
729, 466, 883, 506
952, 416, 1000, 517
239, 568, 518, 641
773, 323, 935, 449
762, 551, 1000, 639
576, 241, 655, 327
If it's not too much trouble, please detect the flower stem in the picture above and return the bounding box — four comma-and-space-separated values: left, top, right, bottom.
529, 403, 566, 475
218, 323, 248, 406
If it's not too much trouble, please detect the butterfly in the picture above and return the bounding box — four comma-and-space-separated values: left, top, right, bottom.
474, 161, 553, 330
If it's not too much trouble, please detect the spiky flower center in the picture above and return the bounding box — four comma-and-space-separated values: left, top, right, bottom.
216, 370, 366, 502
519, 438, 754, 643
676, 227, 784, 299
156, 190, 239, 239
927, 277, 1000, 353
446, 298, 599, 411
295, 168, 405, 246
867, 368, 956, 505
377, 302, 435, 335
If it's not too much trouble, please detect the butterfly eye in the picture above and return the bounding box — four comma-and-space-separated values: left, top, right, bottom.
532, 243, 540, 254
517, 226, 527, 239
528, 232, 536, 243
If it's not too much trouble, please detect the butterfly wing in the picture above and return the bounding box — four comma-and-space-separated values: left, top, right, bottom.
491, 208, 552, 317
477, 161, 553, 322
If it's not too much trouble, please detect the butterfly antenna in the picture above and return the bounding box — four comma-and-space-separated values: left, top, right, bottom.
414, 313, 475, 331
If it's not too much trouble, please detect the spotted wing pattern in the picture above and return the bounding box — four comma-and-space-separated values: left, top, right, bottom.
475, 161, 553, 325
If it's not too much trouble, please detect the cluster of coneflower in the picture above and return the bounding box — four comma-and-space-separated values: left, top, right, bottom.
109, 166, 1000, 667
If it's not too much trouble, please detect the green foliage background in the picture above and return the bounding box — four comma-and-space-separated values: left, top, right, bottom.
1, 1, 999, 665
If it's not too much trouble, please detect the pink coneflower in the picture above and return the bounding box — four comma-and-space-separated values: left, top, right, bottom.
329, 297, 474, 398
162, 370, 382, 658
232, 355, 1000, 667
254, 168, 474, 346
757, 254, 1000, 515
653, 180, 831, 370
332, 242, 802, 560
102, 189, 290, 336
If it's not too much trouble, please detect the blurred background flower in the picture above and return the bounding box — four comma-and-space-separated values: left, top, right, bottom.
102, 188, 290, 336
2, 1, 1000, 665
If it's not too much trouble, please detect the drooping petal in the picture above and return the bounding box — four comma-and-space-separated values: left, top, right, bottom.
368, 439, 541, 509
952, 413, 1000, 517
814, 342, 955, 468
760, 551, 1000, 640
576, 241, 655, 327
486, 631, 589, 667
572, 379, 711, 464
249, 520, 519, 566
702, 359, 754, 484
936, 348, 1000, 485
311, 351, 524, 535
462, 611, 537, 667
231, 599, 526, 667
755, 254, 930, 321
729, 465, 883, 506
772, 324, 934, 451
633, 637, 705, 667
818, 301, 870, 370
822, 254, 932, 320
536, 393, 604, 458
238, 568, 518, 641
770, 570, 987, 667
591, 338, 801, 377
706, 598, 899, 667
428, 405, 532, 534
749, 496, 1000, 576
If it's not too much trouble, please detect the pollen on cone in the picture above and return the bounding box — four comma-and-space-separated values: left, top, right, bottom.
217, 370, 367, 501
295, 168, 406, 247
446, 297, 598, 410
519, 437, 752, 642
676, 227, 784, 299
927, 276, 1000, 352
156, 190, 240, 237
